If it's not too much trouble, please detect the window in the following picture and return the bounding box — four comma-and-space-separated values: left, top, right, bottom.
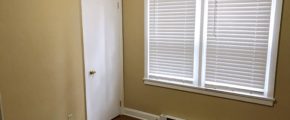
144, 0, 282, 106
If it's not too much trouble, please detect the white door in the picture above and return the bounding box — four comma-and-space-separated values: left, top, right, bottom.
81, 0, 123, 119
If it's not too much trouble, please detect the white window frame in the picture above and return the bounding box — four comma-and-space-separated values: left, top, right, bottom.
144, 0, 283, 106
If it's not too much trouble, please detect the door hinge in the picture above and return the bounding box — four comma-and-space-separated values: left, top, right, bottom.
119, 101, 122, 107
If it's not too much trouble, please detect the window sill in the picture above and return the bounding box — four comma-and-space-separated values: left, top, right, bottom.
144, 79, 275, 106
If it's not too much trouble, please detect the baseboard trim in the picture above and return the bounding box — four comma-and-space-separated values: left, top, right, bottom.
121, 107, 159, 120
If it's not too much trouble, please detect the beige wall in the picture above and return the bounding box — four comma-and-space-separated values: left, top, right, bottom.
0, 0, 86, 120
123, 0, 290, 120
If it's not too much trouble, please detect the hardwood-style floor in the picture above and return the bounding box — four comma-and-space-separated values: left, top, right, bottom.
112, 115, 140, 120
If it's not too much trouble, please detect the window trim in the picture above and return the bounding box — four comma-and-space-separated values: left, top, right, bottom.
144, 0, 283, 106
264, 0, 283, 98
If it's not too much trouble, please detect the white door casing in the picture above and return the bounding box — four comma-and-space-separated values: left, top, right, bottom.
81, 0, 123, 119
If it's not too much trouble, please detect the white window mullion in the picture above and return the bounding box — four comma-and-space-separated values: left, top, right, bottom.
194, 0, 202, 86
201, 0, 209, 88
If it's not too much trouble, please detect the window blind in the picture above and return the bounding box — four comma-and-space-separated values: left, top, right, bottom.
148, 0, 196, 83
203, 0, 272, 95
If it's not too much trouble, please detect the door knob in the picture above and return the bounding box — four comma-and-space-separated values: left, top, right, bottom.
89, 70, 96, 75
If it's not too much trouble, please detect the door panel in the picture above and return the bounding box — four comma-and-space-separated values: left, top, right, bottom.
81, 0, 122, 119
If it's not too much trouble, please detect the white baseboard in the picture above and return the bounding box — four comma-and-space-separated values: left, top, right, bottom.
121, 107, 159, 120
